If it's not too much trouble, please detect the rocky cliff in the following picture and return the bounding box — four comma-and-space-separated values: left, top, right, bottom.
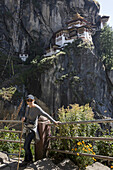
27, 41, 113, 117
0, 0, 100, 55
0, 0, 113, 119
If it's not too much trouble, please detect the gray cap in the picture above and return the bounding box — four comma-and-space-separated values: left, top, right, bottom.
26, 94, 34, 100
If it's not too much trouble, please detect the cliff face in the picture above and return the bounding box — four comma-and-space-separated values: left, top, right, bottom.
0, 0, 100, 54
27, 42, 113, 117
1, 0, 112, 118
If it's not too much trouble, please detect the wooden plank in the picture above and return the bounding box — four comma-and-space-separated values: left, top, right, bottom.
48, 136, 113, 141
47, 149, 113, 161
0, 139, 35, 144
0, 120, 22, 123
48, 119, 113, 126
0, 130, 21, 133
0, 139, 24, 143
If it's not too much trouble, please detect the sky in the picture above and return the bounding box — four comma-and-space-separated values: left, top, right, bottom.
98, 0, 113, 28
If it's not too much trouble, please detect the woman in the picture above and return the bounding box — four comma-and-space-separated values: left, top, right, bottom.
20, 94, 59, 167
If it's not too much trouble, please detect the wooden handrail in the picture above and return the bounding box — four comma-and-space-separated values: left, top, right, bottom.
47, 119, 113, 162
0, 139, 24, 143
0, 139, 35, 144
0, 130, 21, 133
0, 120, 22, 123
47, 149, 113, 161
48, 136, 113, 141
48, 119, 113, 126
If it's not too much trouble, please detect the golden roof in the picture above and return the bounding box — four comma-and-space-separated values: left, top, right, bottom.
72, 13, 84, 20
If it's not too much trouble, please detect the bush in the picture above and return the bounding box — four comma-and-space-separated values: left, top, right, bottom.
72, 141, 96, 169
58, 103, 100, 138
0, 126, 24, 157
50, 103, 101, 167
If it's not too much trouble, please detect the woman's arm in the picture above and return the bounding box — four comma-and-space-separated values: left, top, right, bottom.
35, 105, 58, 124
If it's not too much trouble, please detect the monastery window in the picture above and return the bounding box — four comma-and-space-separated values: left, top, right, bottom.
56, 37, 62, 42
78, 28, 84, 34
75, 21, 79, 25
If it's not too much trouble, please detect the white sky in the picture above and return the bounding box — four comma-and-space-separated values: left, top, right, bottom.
97, 0, 113, 28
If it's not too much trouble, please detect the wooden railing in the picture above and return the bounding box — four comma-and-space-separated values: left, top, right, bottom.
0, 120, 24, 170
0, 120, 23, 144
47, 119, 113, 161
1, 119, 113, 162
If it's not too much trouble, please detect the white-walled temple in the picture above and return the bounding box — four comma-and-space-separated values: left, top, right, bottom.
67, 13, 88, 29
55, 29, 74, 47
19, 54, 28, 61
44, 13, 109, 57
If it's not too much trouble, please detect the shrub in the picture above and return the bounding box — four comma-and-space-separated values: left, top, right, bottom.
57, 103, 100, 138
72, 141, 96, 168
50, 103, 101, 167
0, 126, 24, 157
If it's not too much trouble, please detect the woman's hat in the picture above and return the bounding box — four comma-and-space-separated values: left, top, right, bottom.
26, 94, 34, 100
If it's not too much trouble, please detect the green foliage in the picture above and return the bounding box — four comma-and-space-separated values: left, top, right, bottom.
38, 51, 66, 71
0, 126, 24, 157
95, 131, 113, 157
99, 25, 113, 70
51, 104, 100, 167
31, 55, 41, 65
72, 141, 96, 169
50, 103, 113, 168
0, 86, 17, 101
58, 104, 100, 137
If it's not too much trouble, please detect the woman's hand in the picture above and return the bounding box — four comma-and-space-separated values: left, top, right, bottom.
21, 117, 25, 122
54, 121, 61, 125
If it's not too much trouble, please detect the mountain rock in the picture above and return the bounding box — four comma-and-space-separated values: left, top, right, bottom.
27, 42, 113, 116
0, 0, 100, 54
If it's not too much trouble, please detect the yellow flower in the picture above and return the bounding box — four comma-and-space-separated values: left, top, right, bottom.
75, 148, 77, 151
89, 144, 92, 147
82, 141, 85, 144
93, 152, 95, 155
87, 145, 89, 148
77, 153, 79, 156
93, 158, 96, 161
72, 149, 74, 151
85, 149, 87, 152
82, 147, 85, 151
77, 142, 82, 145
111, 166, 113, 169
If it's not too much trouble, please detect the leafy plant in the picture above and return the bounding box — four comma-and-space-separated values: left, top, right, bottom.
0, 126, 24, 157
99, 25, 113, 70
50, 103, 101, 166
72, 141, 96, 168
0, 86, 17, 101
58, 103, 100, 138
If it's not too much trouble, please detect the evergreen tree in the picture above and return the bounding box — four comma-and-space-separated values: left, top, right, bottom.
100, 25, 113, 70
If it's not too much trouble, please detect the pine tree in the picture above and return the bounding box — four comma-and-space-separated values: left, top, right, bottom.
100, 25, 113, 70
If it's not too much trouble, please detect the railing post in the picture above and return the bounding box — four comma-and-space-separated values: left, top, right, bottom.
35, 116, 51, 161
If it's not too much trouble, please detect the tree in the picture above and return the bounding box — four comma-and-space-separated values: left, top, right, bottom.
99, 25, 113, 70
